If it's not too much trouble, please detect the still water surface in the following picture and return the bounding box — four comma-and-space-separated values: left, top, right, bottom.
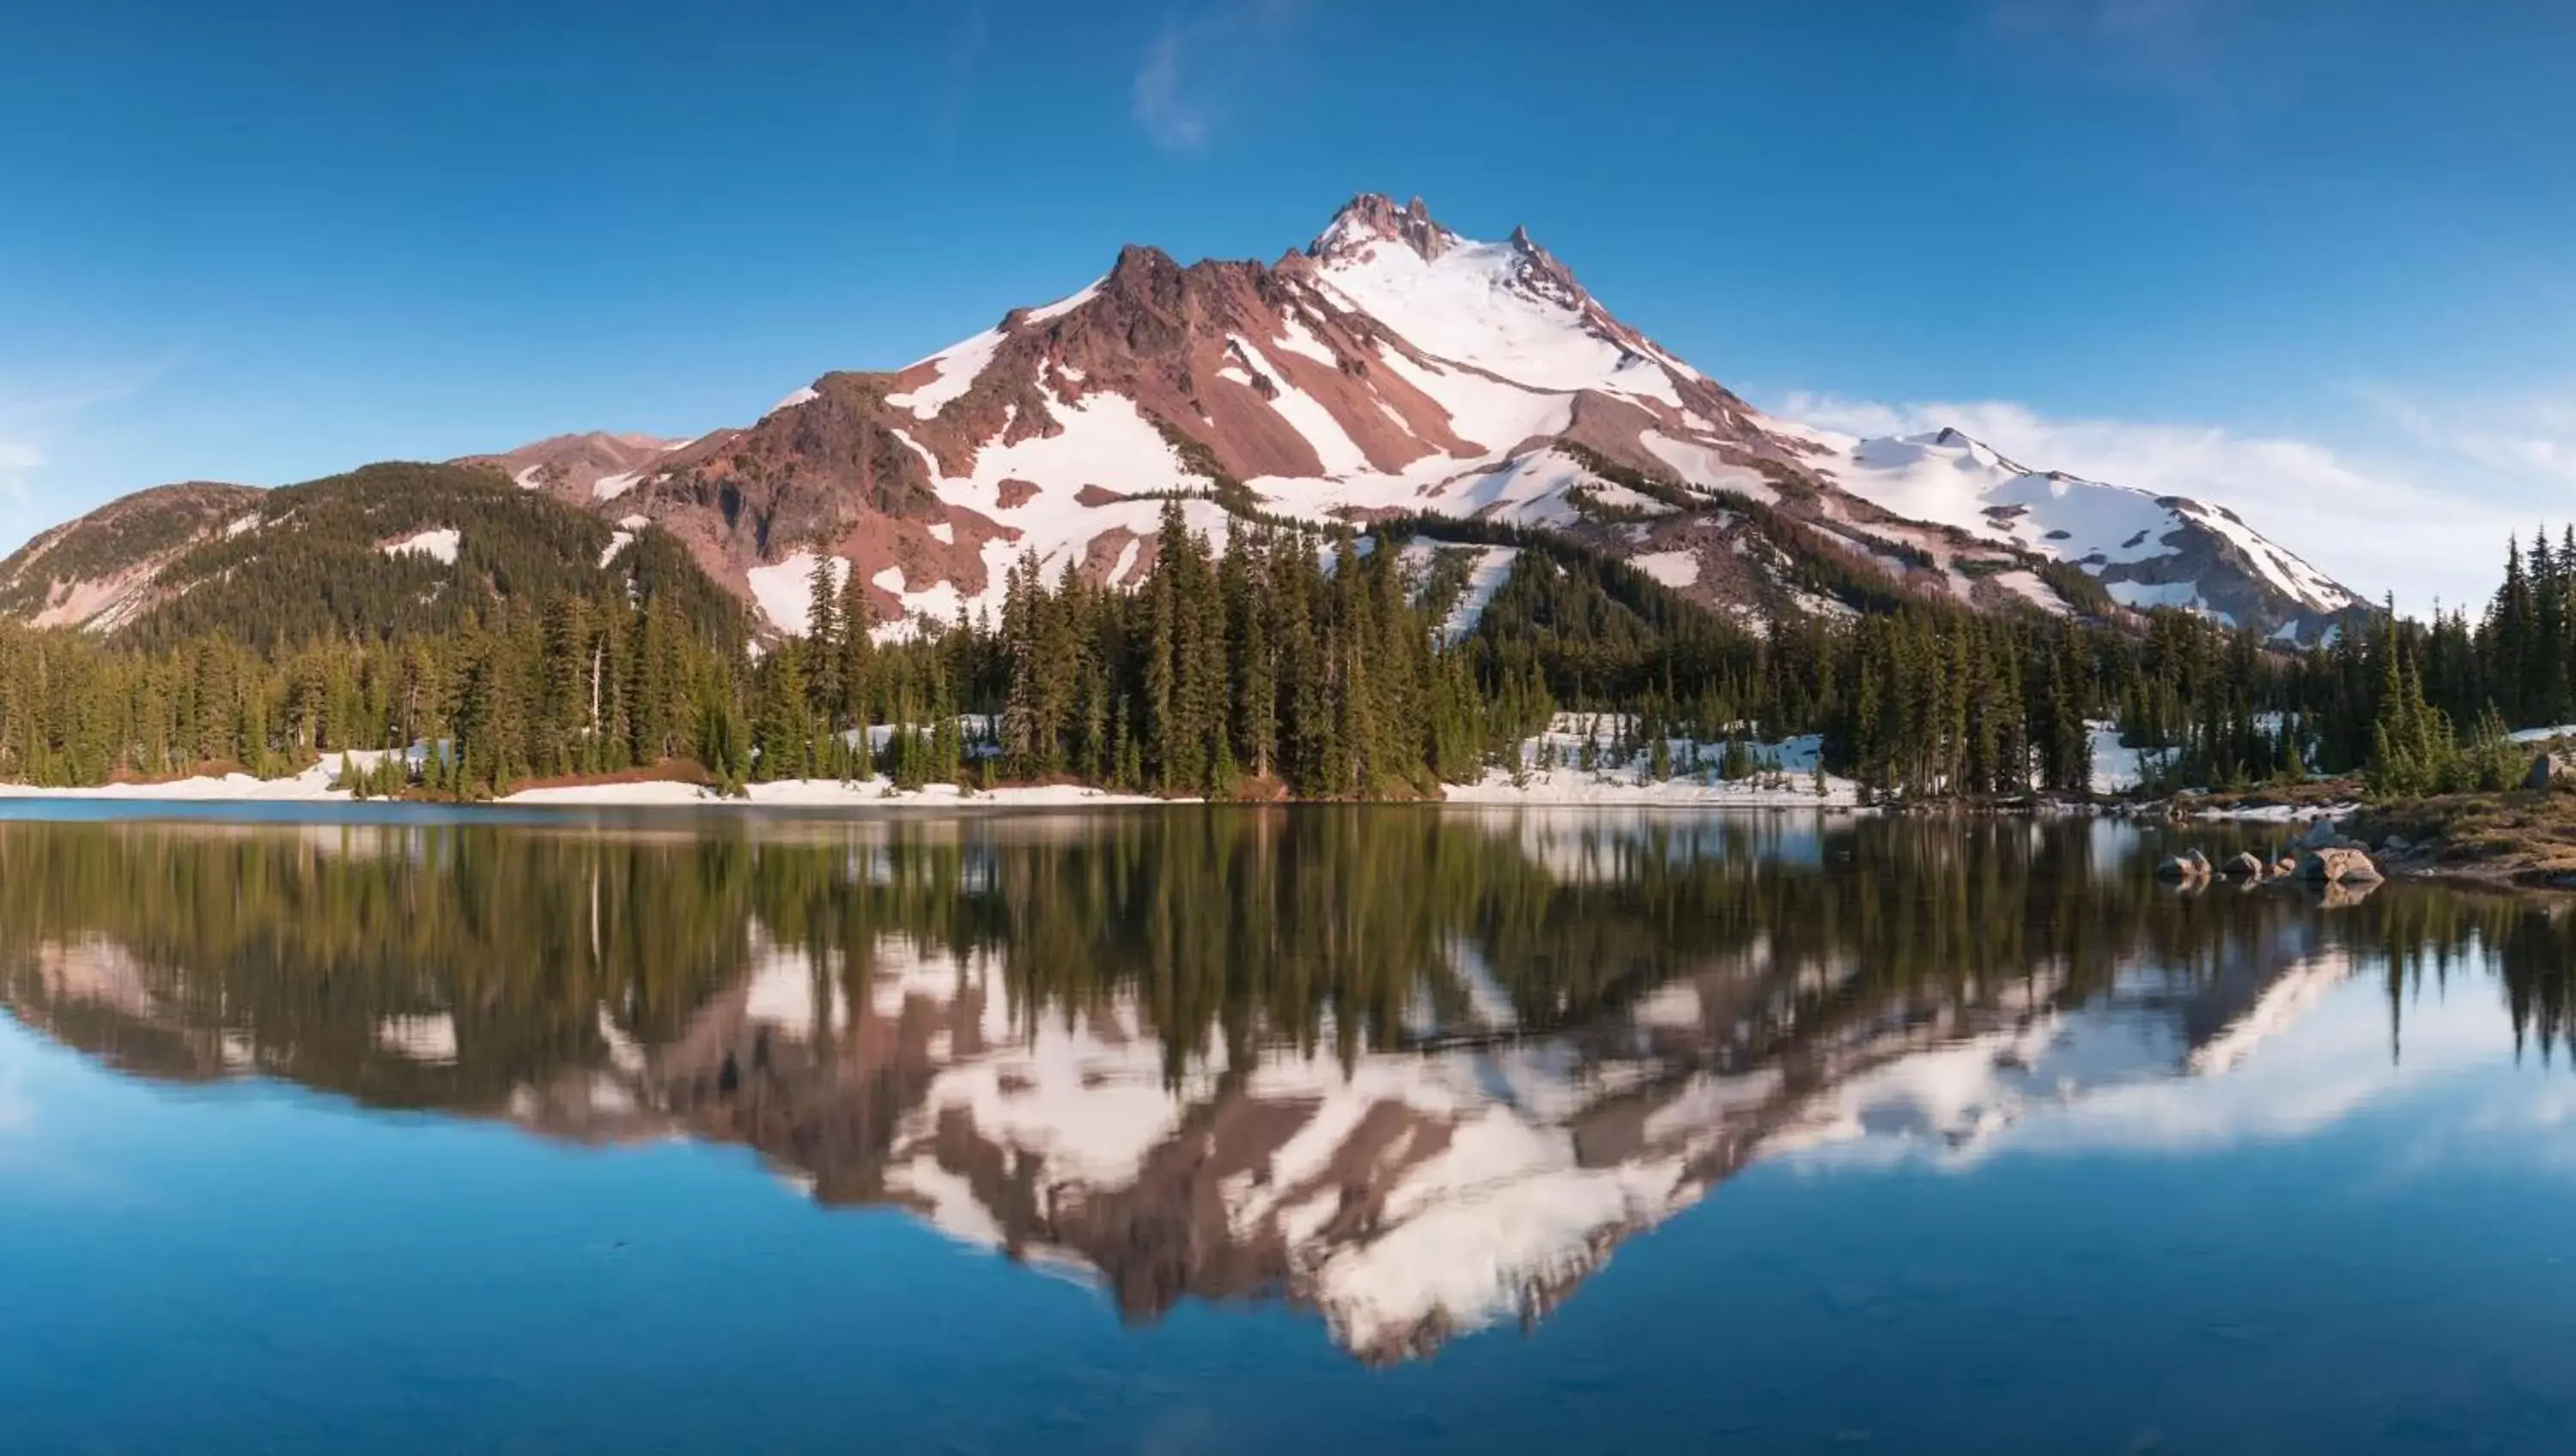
3, 804, 2574, 1453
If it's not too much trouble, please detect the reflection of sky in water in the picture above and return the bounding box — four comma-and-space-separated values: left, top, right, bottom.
9, 946, 2576, 1453
0, 1051, 32, 1134
1763, 947, 2576, 1185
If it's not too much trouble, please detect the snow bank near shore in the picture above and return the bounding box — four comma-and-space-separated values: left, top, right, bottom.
0, 753, 395, 803
0, 719, 1874, 812
1447, 717, 1860, 808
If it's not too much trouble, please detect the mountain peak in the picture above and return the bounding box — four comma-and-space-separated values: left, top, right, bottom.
1311, 192, 1455, 264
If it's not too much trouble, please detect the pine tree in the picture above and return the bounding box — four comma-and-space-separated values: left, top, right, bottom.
806, 549, 844, 719
755, 646, 813, 782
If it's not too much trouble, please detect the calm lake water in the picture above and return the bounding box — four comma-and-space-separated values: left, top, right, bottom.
3, 804, 2575, 1454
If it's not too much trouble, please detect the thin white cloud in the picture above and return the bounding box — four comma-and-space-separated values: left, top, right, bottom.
1773, 390, 2538, 616
2369, 386, 2576, 487
1131, 20, 1206, 154
0, 435, 39, 498
0, 434, 50, 559
1129, 1, 1305, 156
0, 1055, 33, 1137
932, 0, 991, 152
1984, 0, 2237, 103
0, 358, 184, 557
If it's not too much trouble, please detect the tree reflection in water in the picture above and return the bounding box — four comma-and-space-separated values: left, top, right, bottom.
3, 810, 2568, 1362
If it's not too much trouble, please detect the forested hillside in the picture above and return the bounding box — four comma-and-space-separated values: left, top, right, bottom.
0, 452, 2565, 804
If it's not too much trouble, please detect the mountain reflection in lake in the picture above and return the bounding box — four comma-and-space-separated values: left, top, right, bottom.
5, 809, 2576, 1454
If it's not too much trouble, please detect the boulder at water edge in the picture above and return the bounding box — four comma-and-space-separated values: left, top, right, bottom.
2299, 846, 2384, 884
2156, 848, 2215, 882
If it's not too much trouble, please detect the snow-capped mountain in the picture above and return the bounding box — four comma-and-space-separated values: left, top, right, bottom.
1817, 427, 2365, 638
0, 194, 2371, 645
494, 192, 2365, 645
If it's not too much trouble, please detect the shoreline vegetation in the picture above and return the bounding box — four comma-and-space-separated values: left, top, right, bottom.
5, 488, 2576, 889
0, 721, 2566, 881
3, 724, 2571, 893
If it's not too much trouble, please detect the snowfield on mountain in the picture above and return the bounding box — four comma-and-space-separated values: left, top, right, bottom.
2, 195, 2370, 652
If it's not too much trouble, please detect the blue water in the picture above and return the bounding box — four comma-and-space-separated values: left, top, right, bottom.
2, 810, 2572, 1453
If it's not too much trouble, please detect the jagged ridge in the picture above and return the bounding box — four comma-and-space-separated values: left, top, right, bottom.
2, 193, 2371, 648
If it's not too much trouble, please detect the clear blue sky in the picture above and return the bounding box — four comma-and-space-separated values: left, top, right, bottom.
4, 0, 2572, 607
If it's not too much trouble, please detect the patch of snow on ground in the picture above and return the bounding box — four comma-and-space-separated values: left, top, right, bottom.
1315, 234, 1681, 405
2088, 722, 2164, 795
1020, 278, 1103, 325
0, 752, 389, 803
1234, 336, 1371, 476
1273, 311, 1340, 366
1447, 719, 1856, 807
769, 385, 820, 415
599, 531, 633, 567
382, 528, 459, 564
884, 276, 1112, 425
1367, 340, 1576, 457
1424, 449, 1621, 530
1992, 569, 2071, 616
1637, 431, 1777, 503
594, 471, 641, 501
888, 326, 1008, 420
927, 522, 955, 544
747, 553, 851, 636
1401, 543, 1520, 645
1631, 549, 1699, 589
2106, 579, 2207, 615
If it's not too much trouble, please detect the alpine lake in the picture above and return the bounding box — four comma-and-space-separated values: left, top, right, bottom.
4, 801, 2574, 1454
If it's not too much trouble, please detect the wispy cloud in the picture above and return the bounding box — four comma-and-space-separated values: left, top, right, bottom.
1984, 0, 2251, 125
1130, 1, 1306, 156
0, 356, 184, 555
2368, 385, 2576, 488
1132, 20, 1206, 154
1775, 390, 2542, 616
0, 1057, 33, 1138
0, 435, 40, 507
932, 0, 991, 154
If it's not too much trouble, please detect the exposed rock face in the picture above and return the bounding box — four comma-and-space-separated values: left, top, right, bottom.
2225, 852, 2268, 880
455, 430, 693, 507
0, 482, 264, 631
2, 194, 2376, 647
